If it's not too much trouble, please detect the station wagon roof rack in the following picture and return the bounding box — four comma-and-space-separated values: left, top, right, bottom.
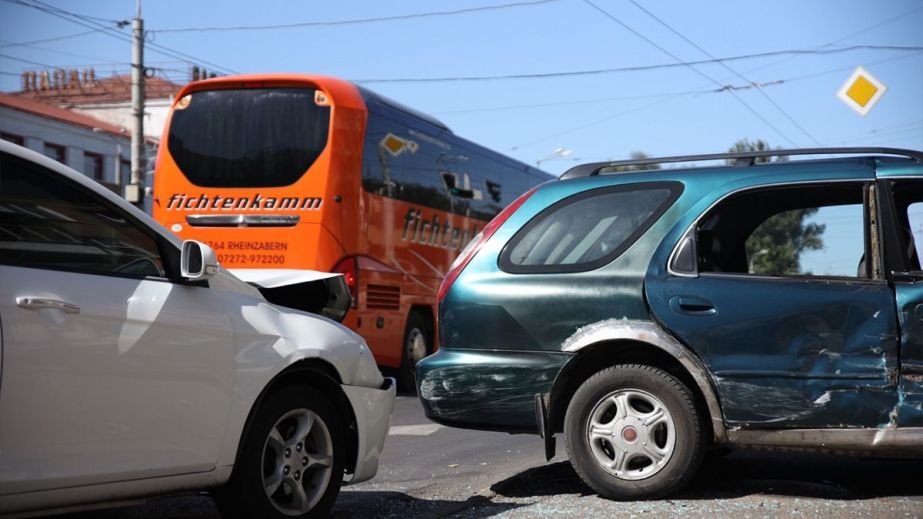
559, 147, 923, 179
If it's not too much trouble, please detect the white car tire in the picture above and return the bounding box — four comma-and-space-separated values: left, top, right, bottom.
216, 384, 345, 518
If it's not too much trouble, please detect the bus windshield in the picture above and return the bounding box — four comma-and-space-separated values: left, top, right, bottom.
166, 87, 330, 188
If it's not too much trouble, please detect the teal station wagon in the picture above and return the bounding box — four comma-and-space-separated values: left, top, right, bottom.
417, 148, 923, 499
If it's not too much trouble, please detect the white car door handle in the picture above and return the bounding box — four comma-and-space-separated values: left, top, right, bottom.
16, 297, 80, 314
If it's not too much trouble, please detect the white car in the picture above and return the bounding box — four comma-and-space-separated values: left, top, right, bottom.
0, 140, 395, 518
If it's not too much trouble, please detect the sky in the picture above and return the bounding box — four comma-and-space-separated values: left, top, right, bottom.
1, 0, 921, 176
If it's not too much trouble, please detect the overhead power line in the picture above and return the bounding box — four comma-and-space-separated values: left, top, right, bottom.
822, 119, 923, 146
1, 41, 124, 64
505, 7, 923, 153
436, 51, 922, 116
354, 45, 922, 83
0, 0, 126, 24
738, 5, 923, 76
582, 0, 798, 146
21, 0, 236, 74
0, 28, 113, 49
7, 0, 238, 75
151, 0, 562, 33
626, 0, 822, 146
434, 88, 708, 115
833, 5, 923, 43
504, 51, 922, 152
0, 51, 57, 68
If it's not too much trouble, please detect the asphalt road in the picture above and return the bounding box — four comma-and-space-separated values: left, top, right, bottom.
59, 394, 923, 518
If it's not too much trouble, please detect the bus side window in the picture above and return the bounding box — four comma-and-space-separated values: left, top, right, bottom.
404, 128, 451, 213
362, 110, 405, 197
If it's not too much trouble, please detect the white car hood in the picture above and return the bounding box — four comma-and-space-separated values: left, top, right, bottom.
230, 269, 341, 288
229, 269, 352, 323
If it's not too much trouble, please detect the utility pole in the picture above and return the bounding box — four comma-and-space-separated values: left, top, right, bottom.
129, 0, 145, 206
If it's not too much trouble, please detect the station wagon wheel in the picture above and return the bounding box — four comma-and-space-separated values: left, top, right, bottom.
564, 364, 703, 500
215, 385, 345, 519
586, 389, 676, 480
399, 312, 431, 393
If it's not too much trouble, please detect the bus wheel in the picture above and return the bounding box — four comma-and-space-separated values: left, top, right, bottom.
399, 312, 431, 393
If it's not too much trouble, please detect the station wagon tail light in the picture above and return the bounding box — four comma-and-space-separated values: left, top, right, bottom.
437, 185, 541, 303
333, 257, 359, 308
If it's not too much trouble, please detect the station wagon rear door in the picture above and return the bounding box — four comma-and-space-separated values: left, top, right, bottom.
645, 176, 899, 429
879, 176, 923, 428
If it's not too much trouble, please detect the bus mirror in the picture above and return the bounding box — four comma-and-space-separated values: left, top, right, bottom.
181, 240, 219, 281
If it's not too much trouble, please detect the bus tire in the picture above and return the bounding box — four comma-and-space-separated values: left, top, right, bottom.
399, 311, 431, 393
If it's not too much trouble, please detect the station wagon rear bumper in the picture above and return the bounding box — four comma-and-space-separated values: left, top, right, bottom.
416, 348, 570, 433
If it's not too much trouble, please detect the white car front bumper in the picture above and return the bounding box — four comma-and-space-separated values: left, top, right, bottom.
342, 377, 396, 483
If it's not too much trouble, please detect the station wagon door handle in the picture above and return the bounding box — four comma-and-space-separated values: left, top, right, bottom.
16, 297, 81, 314
668, 296, 716, 316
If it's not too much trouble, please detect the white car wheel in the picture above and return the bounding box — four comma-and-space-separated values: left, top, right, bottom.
216, 385, 345, 519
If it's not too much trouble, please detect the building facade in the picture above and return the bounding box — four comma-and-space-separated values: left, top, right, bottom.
2, 70, 181, 211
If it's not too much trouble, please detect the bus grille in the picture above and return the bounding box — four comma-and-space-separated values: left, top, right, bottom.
366, 284, 401, 310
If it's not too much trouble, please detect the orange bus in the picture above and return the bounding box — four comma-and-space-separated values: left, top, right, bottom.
153, 74, 550, 389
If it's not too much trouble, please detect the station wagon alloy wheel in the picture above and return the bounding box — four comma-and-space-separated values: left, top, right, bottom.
262, 408, 334, 515
565, 365, 702, 499
587, 389, 676, 480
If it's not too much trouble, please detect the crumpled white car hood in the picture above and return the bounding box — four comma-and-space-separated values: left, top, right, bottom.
229, 268, 341, 288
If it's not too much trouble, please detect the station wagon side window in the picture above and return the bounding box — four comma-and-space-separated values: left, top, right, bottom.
500, 182, 682, 273
691, 183, 869, 279
0, 152, 168, 279
887, 180, 923, 272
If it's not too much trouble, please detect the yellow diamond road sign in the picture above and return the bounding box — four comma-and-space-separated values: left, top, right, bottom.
837, 66, 886, 116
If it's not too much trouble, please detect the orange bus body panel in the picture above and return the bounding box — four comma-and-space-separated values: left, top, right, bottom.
154, 74, 546, 372
154, 74, 365, 271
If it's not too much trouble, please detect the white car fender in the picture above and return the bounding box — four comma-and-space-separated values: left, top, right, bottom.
214, 291, 384, 469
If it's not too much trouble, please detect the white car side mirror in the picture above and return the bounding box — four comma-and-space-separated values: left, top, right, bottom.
181, 240, 219, 281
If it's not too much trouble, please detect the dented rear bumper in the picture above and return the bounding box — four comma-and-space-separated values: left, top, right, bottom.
416, 348, 569, 433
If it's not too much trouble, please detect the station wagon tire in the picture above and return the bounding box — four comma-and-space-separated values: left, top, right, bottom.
215, 385, 345, 519
399, 312, 431, 393
564, 364, 703, 500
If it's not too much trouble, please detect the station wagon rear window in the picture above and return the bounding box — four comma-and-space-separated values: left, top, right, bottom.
500, 182, 682, 273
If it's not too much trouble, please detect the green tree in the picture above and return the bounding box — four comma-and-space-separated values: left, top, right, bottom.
728, 139, 825, 275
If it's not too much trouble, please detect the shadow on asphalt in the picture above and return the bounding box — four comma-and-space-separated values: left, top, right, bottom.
57, 491, 523, 519
491, 450, 923, 501
334, 490, 521, 518
57, 495, 219, 518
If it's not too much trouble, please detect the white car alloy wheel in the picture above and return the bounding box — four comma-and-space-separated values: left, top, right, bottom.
261, 409, 334, 515
586, 389, 676, 480
216, 385, 345, 519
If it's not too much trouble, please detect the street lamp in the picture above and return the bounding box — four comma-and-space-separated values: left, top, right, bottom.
92, 127, 129, 188
536, 147, 573, 167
